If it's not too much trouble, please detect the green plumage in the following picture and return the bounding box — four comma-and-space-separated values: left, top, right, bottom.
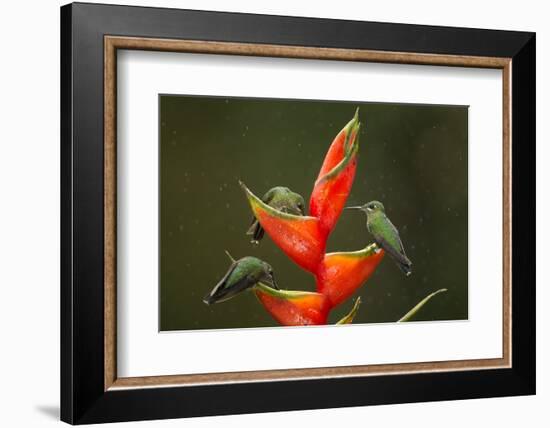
346, 201, 412, 276
203, 256, 277, 305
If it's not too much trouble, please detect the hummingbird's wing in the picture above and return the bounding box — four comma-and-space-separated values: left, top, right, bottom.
375, 235, 412, 267
261, 188, 278, 203
387, 218, 407, 255
204, 262, 237, 301
372, 215, 412, 275
204, 263, 258, 304
375, 235, 412, 276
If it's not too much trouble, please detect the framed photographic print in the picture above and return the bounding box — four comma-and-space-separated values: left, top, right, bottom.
60, 2, 535, 424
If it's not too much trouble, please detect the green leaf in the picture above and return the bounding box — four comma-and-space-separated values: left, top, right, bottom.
397, 288, 448, 322
336, 297, 362, 325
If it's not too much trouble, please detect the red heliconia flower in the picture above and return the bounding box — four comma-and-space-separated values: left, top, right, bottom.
315, 244, 385, 308
241, 109, 385, 324
215, 110, 446, 325
255, 284, 330, 326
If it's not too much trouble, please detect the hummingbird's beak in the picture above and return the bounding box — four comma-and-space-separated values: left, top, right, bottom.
345, 206, 362, 210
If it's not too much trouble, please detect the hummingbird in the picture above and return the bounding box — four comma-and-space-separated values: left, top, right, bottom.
203, 255, 278, 305
346, 201, 413, 276
247, 186, 306, 244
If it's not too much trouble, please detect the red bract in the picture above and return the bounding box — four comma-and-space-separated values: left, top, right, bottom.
309, 109, 361, 236
255, 286, 330, 326
316, 245, 385, 308
243, 109, 383, 325
241, 183, 324, 273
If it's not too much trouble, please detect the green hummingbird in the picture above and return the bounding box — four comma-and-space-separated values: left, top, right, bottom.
346, 201, 413, 276
203, 255, 278, 305
247, 186, 306, 244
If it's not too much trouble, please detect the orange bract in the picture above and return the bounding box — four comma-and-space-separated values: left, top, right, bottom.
309, 156, 357, 236
316, 246, 385, 308
242, 183, 325, 273
255, 289, 330, 326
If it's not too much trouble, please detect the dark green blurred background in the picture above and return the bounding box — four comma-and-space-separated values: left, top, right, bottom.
159, 95, 468, 331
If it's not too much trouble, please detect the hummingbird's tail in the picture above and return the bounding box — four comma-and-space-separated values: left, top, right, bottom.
398, 259, 413, 276
202, 294, 215, 305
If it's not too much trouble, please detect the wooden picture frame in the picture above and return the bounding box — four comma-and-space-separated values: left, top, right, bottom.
61, 2, 535, 424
